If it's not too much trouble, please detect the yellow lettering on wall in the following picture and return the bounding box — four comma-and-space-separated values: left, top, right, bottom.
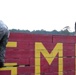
6, 42, 17, 47
0, 42, 17, 75
0, 63, 17, 75
35, 42, 63, 75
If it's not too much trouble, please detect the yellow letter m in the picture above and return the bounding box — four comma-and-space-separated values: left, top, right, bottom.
35, 42, 63, 75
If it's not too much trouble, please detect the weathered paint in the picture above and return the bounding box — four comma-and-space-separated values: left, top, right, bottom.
0, 33, 75, 75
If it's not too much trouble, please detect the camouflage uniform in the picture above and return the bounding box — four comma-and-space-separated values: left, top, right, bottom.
0, 20, 10, 63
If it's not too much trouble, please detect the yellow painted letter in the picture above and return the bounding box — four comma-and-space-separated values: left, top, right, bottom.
35, 42, 63, 75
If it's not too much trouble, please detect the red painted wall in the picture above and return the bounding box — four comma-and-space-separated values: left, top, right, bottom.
0, 33, 76, 75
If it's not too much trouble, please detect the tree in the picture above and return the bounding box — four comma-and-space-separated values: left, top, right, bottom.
63, 26, 70, 32
61, 26, 70, 35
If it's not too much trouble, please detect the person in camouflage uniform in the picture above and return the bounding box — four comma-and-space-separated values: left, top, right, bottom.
0, 20, 10, 68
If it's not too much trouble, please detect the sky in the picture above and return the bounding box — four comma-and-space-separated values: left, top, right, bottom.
0, 0, 76, 32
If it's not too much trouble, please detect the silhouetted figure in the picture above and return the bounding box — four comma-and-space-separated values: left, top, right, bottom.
0, 20, 10, 68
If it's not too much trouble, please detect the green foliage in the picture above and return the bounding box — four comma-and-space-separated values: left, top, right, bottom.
9, 28, 74, 35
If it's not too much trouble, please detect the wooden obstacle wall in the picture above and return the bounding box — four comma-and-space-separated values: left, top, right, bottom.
0, 33, 76, 75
